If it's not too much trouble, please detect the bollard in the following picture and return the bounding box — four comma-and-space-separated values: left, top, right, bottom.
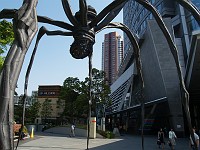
90, 117, 96, 139
30, 127, 34, 138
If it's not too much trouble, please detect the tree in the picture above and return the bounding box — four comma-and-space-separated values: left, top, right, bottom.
60, 77, 81, 122
14, 96, 23, 123
56, 99, 65, 112
75, 80, 90, 117
0, 57, 3, 72
41, 98, 53, 123
60, 69, 111, 122
90, 68, 111, 117
14, 95, 27, 123
26, 101, 41, 123
14, 95, 41, 124
0, 20, 14, 71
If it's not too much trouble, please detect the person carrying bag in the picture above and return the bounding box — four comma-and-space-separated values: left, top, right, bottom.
158, 128, 165, 149
168, 128, 177, 150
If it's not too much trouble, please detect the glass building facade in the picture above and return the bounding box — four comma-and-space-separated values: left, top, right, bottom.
187, 0, 200, 32
106, 0, 200, 136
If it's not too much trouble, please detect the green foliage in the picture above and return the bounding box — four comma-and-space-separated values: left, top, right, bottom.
60, 68, 111, 122
0, 20, 14, 71
60, 77, 81, 122
97, 130, 107, 138
75, 93, 88, 116
56, 99, 65, 109
14, 105, 23, 123
97, 130, 115, 139
0, 20, 14, 53
14, 95, 41, 124
26, 101, 41, 123
62, 77, 80, 91
0, 56, 4, 72
106, 131, 115, 139
41, 98, 53, 120
91, 68, 111, 117
14, 95, 24, 123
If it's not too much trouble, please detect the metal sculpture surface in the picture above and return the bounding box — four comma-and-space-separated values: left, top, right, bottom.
0, 0, 200, 150
0, 1, 38, 149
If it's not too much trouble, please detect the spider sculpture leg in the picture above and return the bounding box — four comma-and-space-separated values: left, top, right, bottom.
94, 1, 127, 31
176, 0, 200, 26
22, 25, 73, 112
24, 26, 72, 93
98, 22, 144, 87
79, 0, 87, 26
61, 0, 79, 26
0, 9, 17, 18
24, 26, 73, 90
135, 0, 186, 90
99, 22, 145, 149
13, 26, 73, 150
89, 0, 128, 28
0, 1, 38, 149
137, 0, 199, 148
38, 15, 74, 31
135, 0, 199, 147
93, 0, 198, 149
92, 1, 145, 148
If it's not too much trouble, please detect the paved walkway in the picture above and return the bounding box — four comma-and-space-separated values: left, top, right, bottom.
15, 132, 189, 150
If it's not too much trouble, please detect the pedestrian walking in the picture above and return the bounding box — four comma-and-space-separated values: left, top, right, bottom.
163, 127, 168, 137
71, 123, 75, 137
158, 128, 165, 149
189, 128, 199, 150
168, 128, 177, 150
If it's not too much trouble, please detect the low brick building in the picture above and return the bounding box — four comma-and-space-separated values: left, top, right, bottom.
36, 85, 65, 124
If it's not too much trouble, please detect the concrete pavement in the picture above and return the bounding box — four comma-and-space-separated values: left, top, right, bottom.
15, 132, 189, 150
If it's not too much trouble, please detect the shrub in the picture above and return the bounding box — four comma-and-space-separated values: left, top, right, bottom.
97, 130, 107, 138
106, 131, 115, 139
97, 130, 115, 139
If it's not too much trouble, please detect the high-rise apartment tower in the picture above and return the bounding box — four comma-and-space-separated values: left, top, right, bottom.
102, 32, 124, 85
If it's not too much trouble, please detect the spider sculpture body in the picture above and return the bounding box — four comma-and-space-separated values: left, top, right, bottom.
0, 0, 200, 150
67, 5, 97, 59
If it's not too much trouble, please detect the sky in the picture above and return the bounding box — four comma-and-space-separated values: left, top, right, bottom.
0, 0, 123, 95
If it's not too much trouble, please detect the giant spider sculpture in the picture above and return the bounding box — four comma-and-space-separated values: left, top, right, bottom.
0, 0, 200, 150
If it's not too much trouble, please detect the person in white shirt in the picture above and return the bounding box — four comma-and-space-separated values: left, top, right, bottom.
71, 124, 75, 137
190, 128, 199, 150
169, 128, 177, 150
